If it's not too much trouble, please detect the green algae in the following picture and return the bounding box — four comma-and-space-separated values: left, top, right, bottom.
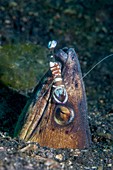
0, 44, 48, 90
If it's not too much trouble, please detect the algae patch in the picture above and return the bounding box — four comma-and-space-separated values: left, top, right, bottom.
0, 44, 48, 90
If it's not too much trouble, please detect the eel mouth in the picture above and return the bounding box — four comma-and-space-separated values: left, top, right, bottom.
54, 47, 69, 66
55, 47, 76, 67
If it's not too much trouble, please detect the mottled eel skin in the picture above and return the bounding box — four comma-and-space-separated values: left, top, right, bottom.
14, 48, 91, 149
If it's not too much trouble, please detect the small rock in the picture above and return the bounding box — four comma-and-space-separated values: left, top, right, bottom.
55, 154, 63, 161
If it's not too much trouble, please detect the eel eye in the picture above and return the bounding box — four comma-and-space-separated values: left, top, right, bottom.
54, 105, 75, 126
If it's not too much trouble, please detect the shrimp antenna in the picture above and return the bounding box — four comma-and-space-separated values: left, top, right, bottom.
81, 53, 113, 81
